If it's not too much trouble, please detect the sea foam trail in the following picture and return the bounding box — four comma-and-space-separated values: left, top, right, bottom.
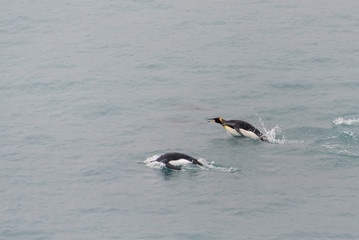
197, 159, 238, 173
144, 155, 237, 173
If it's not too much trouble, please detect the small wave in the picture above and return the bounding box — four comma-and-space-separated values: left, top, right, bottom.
317, 131, 359, 157
340, 131, 359, 144
321, 143, 359, 158
143, 155, 237, 173
333, 117, 359, 126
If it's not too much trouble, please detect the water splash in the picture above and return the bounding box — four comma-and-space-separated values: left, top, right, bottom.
143, 155, 237, 173
143, 155, 165, 169
255, 115, 288, 144
264, 125, 288, 144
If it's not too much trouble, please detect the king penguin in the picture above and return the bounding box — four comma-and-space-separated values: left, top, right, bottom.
208, 117, 268, 142
156, 152, 203, 170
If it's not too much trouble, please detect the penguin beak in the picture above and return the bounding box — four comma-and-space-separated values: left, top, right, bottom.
207, 118, 215, 122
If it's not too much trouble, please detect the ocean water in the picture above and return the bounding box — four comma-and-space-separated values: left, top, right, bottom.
1, 0, 359, 239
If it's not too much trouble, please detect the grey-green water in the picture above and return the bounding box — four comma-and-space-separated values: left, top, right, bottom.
1, 0, 359, 239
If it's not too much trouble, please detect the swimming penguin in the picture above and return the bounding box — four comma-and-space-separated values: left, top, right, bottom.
208, 117, 268, 142
156, 152, 203, 170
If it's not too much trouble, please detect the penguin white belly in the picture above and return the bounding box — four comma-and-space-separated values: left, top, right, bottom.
223, 126, 260, 139
223, 126, 241, 136
168, 159, 191, 166
240, 129, 260, 139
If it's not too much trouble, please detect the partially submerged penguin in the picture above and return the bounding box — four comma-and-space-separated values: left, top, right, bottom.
208, 117, 268, 142
156, 152, 203, 170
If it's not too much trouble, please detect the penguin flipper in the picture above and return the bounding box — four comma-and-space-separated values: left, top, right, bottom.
165, 163, 182, 170
232, 126, 245, 137
192, 159, 203, 166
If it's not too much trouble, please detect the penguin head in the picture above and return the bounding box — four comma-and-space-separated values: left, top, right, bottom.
208, 117, 223, 124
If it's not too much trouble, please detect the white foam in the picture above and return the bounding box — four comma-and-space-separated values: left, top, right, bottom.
333, 117, 359, 126
143, 155, 165, 169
